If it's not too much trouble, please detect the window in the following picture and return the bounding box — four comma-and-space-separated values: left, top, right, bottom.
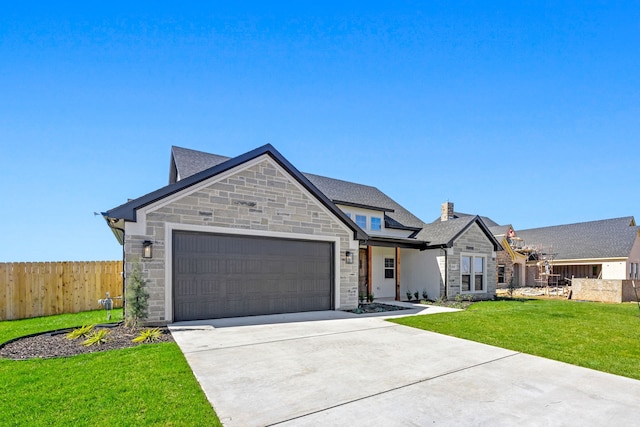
371, 217, 381, 231
384, 258, 395, 279
345, 213, 351, 219
461, 255, 486, 293
474, 257, 484, 291
461, 256, 471, 291
497, 265, 505, 284
355, 215, 367, 229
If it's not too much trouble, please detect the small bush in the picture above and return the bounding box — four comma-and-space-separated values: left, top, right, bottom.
82, 329, 111, 346
406, 291, 413, 301
133, 328, 162, 343
66, 324, 95, 340
125, 263, 150, 328
422, 289, 428, 300
413, 291, 420, 301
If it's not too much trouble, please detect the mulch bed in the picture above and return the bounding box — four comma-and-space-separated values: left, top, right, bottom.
349, 302, 412, 314
0, 324, 174, 360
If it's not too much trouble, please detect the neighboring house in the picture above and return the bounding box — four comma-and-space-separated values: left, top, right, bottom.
428, 207, 525, 290
104, 145, 501, 323
490, 225, 527, 288
516, 217, 640, 285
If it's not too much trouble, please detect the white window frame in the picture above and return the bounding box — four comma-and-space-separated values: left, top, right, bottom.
384, 257, 395, 279
355, 214, 367, 230
460, 253, 486, 293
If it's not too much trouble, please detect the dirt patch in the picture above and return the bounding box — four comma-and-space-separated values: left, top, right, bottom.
496, 286, 570, 299
0, 324, 174, 360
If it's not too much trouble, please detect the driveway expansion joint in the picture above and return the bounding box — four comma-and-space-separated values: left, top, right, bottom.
179, 324, 398, 354
266, 352, 522, 426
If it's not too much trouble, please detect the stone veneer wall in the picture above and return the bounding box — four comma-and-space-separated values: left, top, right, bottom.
124, 157, 359, 323
572, 279, 639, 303
445, 223, 497, 300
495, 244, 515, 289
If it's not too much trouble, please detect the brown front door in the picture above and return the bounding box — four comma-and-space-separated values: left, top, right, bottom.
358, 248, 368, 297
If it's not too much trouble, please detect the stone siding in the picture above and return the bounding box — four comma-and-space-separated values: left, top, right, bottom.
124, 157, 358, 323
572, 278, 639, 303
446, 223, 497, 300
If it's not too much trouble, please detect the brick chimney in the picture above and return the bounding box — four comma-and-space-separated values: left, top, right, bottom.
441, 201, 454, 221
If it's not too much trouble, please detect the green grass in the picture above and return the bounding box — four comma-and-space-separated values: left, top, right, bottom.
390, 298, 640, 380
0, 309, 123, 344
0, 310, 221, 426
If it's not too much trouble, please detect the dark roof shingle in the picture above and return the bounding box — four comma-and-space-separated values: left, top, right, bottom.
171, 145, 425, 231
517, 217, 638, 260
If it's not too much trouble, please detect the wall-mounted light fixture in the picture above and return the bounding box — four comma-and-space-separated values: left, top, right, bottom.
142, 240, 153, 259
345, 251, 354, 264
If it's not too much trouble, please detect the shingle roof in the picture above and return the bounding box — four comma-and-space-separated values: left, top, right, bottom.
304, 173, 424, 230
170, 145, 425, 231
433, 211, 499, 228
416, 216, 502, 250
517, 217, 638, 260
489, 224, 513, 237
170, 146, 231, 183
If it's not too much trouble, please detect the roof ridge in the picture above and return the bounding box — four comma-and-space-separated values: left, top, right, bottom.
519, 216, 635, 232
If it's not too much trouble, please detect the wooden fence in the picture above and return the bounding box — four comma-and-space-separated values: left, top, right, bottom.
0, 261, 123, 321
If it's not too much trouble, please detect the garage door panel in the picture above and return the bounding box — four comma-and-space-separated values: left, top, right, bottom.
173, 231, 333, 321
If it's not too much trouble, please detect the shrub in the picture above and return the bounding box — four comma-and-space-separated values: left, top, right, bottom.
133, 328, 162, 343
422, 289, 428, 300
413, 291, 420, 301
125, 263, 149, 328
65, 324, 95, 340
406, 291, 413, 301
82, 329, 111, 346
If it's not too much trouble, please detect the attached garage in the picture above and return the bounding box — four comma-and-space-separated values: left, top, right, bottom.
172, 231, 334, 321
105, 145, 363, 324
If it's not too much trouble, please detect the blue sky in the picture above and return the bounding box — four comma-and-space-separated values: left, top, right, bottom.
1, 2, 639, 262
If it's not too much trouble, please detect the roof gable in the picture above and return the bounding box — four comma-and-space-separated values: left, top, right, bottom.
106, 144, 367, 241
417, 216, 502, 250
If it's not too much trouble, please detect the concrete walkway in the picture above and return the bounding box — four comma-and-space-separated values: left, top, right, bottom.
169, 305, 640, 426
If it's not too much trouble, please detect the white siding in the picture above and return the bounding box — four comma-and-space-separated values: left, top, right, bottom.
336, 204, 413, 238
400, 249, 441, 301
371, 246, 397, 298
602, 262, 627, 280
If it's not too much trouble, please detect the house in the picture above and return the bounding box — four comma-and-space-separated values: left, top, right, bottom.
104, 145, 500, 323
516, 217, 640, 286
427, 208, 526, 289
490, 225, 527, 288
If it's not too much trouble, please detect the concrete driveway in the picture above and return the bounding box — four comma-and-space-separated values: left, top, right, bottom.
169, 305, 640, 426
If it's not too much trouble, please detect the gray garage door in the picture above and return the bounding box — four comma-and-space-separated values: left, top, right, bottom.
173, 231, 334, 321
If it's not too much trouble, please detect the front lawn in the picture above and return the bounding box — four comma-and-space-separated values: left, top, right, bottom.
0, 310, 221, 426
390, 299, 640, 380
